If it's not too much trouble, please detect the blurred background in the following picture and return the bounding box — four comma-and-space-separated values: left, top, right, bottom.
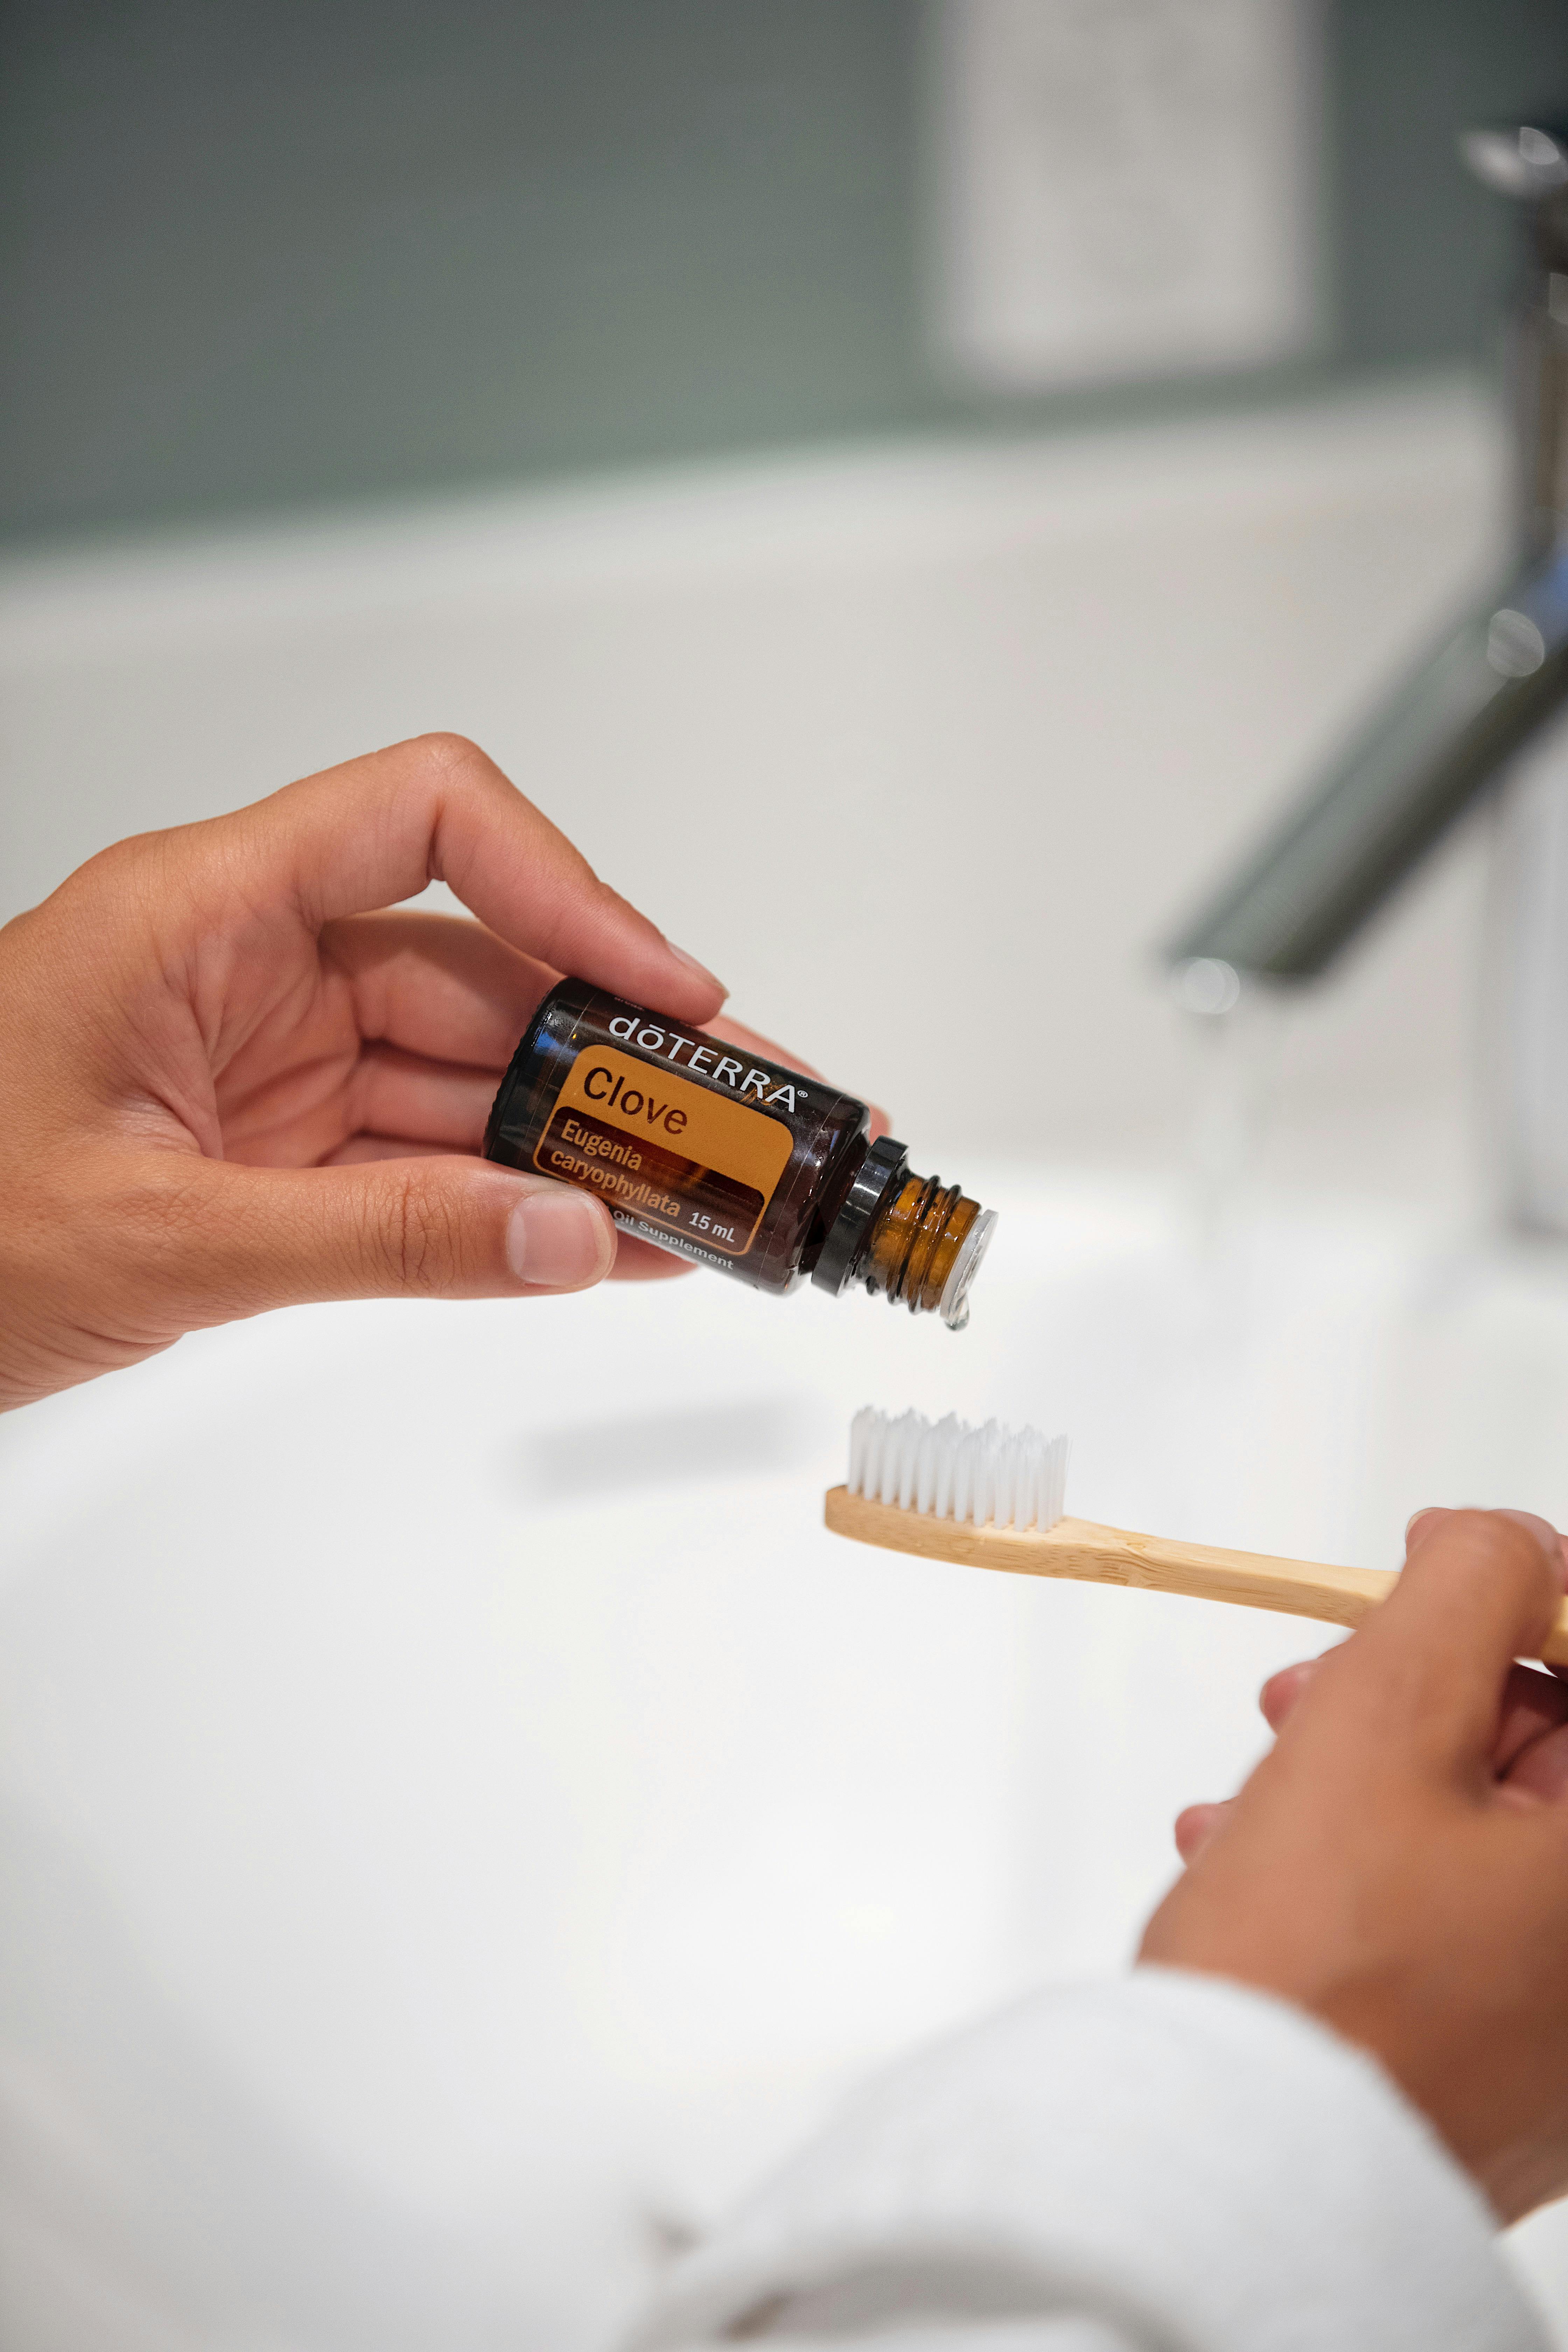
6, 5, 1568, 2348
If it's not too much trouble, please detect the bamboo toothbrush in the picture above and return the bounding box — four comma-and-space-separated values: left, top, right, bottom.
824, 1407, 1568, 1667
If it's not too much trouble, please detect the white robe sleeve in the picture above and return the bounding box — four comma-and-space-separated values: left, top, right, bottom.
626, 1968, 1547, 2352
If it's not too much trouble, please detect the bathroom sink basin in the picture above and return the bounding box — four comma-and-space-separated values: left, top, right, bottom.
4, 1164, 1567, 2346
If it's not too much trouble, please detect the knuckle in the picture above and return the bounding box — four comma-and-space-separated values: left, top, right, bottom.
74, 833, 141, 888
62, 832, 164, 927
380, 1171, 460, 1295
415, 730, 490, 779
114, 1166, 209, 1260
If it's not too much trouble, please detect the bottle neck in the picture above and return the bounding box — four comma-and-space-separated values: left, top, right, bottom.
861, 1171, 988, 1324
812, 1134, 996, 1328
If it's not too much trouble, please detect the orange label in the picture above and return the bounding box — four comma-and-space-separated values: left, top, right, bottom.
536, 1046, 795, 1255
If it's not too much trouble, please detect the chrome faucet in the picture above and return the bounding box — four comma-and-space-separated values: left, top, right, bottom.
1166, 122, 1568, 1231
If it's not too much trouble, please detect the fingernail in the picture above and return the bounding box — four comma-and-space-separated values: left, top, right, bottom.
506, 1187, 613, 1289
665, 941, 727, 997
1498, 1508, 1563, 1565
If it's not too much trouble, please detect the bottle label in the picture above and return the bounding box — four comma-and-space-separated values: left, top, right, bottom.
536, 1045, 794, 1256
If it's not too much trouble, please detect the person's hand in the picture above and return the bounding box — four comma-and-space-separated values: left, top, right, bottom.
1141, 1506, 1568, 2222
1170, 1513, 1568, 1869
0, 734, 811, 1412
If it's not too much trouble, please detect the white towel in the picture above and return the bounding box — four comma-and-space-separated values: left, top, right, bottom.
629, 1968, 1546, 2352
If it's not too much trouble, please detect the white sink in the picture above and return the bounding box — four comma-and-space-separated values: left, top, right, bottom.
4, 1167, 1568, 2346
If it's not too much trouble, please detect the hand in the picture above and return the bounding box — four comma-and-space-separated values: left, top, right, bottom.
1141, 1506, 1568, 2222
1171, 1519, 1568, 1866
0, 734, 807, 1411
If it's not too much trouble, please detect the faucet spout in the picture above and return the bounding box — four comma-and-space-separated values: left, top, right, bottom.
1165, 553, 1568, 982
1168, 121, 1568, 992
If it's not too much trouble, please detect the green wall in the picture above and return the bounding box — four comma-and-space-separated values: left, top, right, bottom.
2, 0, 1565, 547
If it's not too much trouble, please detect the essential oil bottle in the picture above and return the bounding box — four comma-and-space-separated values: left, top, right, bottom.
484, 979, 996, 1329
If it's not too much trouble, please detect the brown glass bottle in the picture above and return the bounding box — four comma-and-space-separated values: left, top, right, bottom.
483, 980, 996, 1328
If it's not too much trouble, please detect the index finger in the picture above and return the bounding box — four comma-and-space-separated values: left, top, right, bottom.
212, 734, 728, 1027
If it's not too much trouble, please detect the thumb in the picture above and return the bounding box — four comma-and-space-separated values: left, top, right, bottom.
104, 1152, 617, 1330
1300, 1508, 1565, 1778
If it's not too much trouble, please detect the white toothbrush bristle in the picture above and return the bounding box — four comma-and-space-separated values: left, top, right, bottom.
846, 1408, 1068, 1531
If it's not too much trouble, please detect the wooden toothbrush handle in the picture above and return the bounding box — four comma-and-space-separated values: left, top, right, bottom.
1032, 1515, 1396, 1633
823, 1490, 1568, 1668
